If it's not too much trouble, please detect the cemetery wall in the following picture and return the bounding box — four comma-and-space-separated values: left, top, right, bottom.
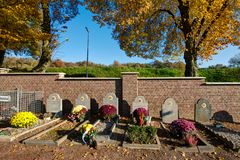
0, 72, 239, 122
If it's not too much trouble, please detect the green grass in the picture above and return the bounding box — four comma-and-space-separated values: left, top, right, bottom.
46, 66, 240, 82
46, 66, 183, 77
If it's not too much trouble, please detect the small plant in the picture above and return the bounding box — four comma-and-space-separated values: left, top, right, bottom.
10, 112, 38, 128
170, 119, 197, 139
133, 107, 149, 126
127, 125, 157, 144
99, 105, 117, 120
184, 133, 198, 147
67, 105, 87, 122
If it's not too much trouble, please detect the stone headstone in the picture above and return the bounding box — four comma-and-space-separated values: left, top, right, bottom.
103, 93, 119, 115
46, 93, 62, 113
131, 96, 148, 114
75, 93, 90, 110
162, 98, 178, 123
195, 98, 211, 123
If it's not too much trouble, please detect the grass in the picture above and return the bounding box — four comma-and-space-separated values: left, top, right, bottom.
46, 66, 183, 77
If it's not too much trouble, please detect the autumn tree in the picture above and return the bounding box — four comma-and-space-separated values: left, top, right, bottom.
0, 0, 46, 67
83, 0, 240, 76
33, 0, 80, 72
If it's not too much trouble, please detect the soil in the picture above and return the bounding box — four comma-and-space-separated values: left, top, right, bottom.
0, 118, 239, 160
36, 121, 78, 141
0, 139, 239, 160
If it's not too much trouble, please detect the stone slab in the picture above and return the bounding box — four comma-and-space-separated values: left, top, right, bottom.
103, 93, 119, 115
195, 98, 211, 123
75, 93, 90, 110
131, 96, 148, 114
162, 98, 178, 123
46, 93, 62, 113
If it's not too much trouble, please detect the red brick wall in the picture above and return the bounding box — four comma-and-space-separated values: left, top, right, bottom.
138, 78, 240, 122
0, 73, 239, 122
0, 73, 122, 114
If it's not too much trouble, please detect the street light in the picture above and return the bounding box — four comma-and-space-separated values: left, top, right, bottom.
85, 27, 89, 78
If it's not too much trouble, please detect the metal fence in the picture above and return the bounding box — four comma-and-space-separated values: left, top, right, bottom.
0, 88, 44, 119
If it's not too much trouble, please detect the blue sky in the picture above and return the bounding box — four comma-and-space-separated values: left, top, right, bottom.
54, 7, 239, 68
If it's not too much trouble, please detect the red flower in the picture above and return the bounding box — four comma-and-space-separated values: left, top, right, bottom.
99, 105, 117, 120
133, 107, 148, 126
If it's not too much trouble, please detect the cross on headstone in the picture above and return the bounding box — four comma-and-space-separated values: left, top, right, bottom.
131, 96, 148, 114
162, 98, 178, 123
195, 98, 212, 123
75, 93, 90, 110
46, 93, 62, 113
103, 93, 119, 115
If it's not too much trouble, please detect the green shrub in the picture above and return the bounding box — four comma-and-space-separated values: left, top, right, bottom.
127, 125, 157, 144
10, 112, 38, 128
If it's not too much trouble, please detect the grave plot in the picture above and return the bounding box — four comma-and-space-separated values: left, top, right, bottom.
0, 115, 60, 142
23, 93, 91, 146
122, 96, 161, 150
94, 93, 120, 145
70, 93, 121, 146
200, 122, 240, 151
0, 92, 63, 142
159, 119, 215, 153
23, 120, 88, 146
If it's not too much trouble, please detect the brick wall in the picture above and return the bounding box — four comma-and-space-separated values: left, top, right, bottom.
0, 72, 239, 122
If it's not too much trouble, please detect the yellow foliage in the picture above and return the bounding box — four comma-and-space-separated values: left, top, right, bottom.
0, 0, 47, 51
84, 0, 240, 60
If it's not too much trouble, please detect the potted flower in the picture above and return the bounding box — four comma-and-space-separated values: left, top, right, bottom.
67, 105, 88, 122
133, 107, 149, 126
99, 105, 117, 121
80, 123, 97, 148
170, 119, 198, 146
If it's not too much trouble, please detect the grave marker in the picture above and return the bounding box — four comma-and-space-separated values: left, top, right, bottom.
162, 98, 178, 123
131, 96, 148, 114
195, 98, 211, 123
46, 93, 62, 113
103, 93, 119, 115
75, 93, 90, 110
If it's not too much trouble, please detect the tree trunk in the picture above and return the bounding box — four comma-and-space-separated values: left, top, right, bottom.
32, 41, 52, 72
32, 1, 51, 72
184, 51, 198, 77
0, 49, 6, 67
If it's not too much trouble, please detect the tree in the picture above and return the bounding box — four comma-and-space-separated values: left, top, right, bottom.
229, 53, 240, 67
0, 0, 46, 67
83, 0, 240, 76
33, 0, 80, 72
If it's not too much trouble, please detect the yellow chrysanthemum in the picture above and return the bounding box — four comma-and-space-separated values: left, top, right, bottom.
72, 105, 86, 113
10, 112, 38, 128
82, 124, 93, 132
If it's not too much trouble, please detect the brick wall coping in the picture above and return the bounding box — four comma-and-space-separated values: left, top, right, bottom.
0, 72, 65, 75
138, 77, 206, 80
58, 77, 121, 80
121, 72, 139, 75
205, 82, 240, 85
0, 72, 65, 78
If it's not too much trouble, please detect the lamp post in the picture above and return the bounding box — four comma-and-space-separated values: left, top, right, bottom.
85, 27, 89, 78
